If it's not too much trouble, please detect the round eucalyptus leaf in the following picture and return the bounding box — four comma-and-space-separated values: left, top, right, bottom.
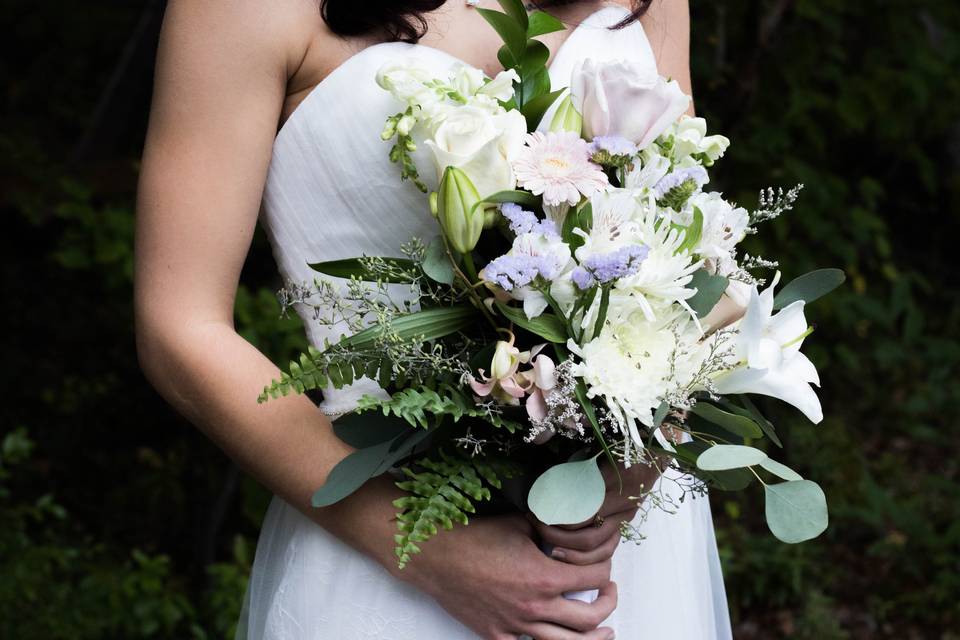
696, 444, 767, 471
764, 480, 828, 543
527, 457, 606, 525
422, 236, 455, 285
759, 458, 803, 481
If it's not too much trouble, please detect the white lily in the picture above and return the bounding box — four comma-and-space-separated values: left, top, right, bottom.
713, 273, 823, 423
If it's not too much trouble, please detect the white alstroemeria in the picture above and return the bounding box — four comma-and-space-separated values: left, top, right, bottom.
669, 116, 730, 164
574, 189, 648, 259
425, 107, 527, 198
687, 191, 750, 260
568, 311, 707, 452
623, 148, 671, 193
713, 273, 823, 423
480, 230, 574, 319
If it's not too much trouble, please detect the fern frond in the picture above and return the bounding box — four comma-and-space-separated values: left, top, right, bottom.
392, 451, 496, 568
356, 384, 523, 432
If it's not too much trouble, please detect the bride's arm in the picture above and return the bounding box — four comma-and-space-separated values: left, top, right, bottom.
136, 2, 617, 637
636, 0, 695, 115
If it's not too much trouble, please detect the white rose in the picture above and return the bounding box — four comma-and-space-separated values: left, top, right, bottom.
424, 106, 526, 198
689, 192, 749, 260
571, 59, 690, 149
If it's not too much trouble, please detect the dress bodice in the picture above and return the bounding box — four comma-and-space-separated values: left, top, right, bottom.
259, 6, 656, 413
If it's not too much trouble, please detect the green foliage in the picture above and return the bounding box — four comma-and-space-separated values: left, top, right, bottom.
357, 384, 523, 432
393, 451, 516, 568
526, 455, 606, 526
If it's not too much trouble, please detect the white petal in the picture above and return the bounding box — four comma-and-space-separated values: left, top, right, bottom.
768, 300, 808, 355
521, 290, 549, 319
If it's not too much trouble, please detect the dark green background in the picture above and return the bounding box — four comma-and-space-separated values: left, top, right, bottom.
2, 1, 958, 638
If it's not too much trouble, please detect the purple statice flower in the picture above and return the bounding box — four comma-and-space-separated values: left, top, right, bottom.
653, 166, 709, 200
572, 245, 650, 290
500, 203, 559, 238
483, 254, 551, 291
589, 136, 639, 157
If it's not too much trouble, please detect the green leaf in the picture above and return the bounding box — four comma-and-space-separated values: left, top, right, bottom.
527, 10, 566, 37
773, 268, 846, 309
673, 442, 754, 491
561, 202, 592, 251
759, 458, 803, 481
496, 0, 528, 28
333, 410, 412, 449
690, 402, 763, 439
495, 302, 568, 343
476, 9, 527, 65
311, 438, 396, 507
339, 306, 476, 348
476, 190, 540, 210
527, 456, 606, 525
520, 88, 565, 130
652, 401, 669, 429
686, 270, 728, 317
422, 236, 454, 285
675, 206, 705, 255
696, 444, 768, 470
738, 395, 782, 447
764, 480, 829, 543
308, 257, 416, 283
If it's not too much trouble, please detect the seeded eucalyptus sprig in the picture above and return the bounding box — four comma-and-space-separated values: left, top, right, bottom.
475, 0, 567, 129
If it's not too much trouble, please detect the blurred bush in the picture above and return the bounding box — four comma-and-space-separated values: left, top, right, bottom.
0, 0, 957, 638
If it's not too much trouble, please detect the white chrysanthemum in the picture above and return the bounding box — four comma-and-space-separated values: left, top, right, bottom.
569, 311, 707, 449
574, 189, 647, 259
512, 131, 609, 206
612, 197, 703, 320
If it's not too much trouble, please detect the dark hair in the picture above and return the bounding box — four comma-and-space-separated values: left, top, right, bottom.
320, 1, 653, 43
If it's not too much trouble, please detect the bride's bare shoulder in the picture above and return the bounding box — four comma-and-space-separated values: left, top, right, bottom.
158, 0, 334, 83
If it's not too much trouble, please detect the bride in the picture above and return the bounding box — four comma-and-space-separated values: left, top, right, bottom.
135, 1, 732, 638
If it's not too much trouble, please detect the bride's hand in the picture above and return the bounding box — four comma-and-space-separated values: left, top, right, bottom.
531, 459, 663, 566
397, 513, 618, 640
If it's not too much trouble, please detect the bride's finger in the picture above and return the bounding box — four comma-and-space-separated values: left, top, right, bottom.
533, 509, 634, 552
519, 623, 616, 640
549, 529, 621, 565
543, 580, 618, 632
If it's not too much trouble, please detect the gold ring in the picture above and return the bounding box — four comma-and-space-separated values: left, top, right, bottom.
593, 514, 605, 528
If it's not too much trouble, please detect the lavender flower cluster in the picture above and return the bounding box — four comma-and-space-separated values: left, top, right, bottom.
500, 203, 559, 237
571, 245, 650, 289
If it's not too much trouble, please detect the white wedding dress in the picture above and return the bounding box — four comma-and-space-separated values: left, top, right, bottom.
237, 7, 732, 639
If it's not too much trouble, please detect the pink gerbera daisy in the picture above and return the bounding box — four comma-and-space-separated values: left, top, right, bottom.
512, 131, 609, 206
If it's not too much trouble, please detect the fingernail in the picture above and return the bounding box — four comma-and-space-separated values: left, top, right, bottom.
605, 632, 616, 640
551, 547, 567, 560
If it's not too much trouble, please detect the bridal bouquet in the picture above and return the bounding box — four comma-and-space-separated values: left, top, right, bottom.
261, 0, 844, 568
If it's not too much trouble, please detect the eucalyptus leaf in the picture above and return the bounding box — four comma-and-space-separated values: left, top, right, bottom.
759, 458, 803, 481
422, 236, 455, 285
339, 306, 475, 348
687, 270, 729, 317
308, 257, 416, 283
773, 268, 846, 309
495, 302, 568, 343
311, 438, 395, 507
696, 444, 768, 470
652, 401, 669, 429
764, 480, 828, 543
527, 456, 606, 525
691, 402, 763, 439
333, 411, 412, 449
673, 442, 755, 491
